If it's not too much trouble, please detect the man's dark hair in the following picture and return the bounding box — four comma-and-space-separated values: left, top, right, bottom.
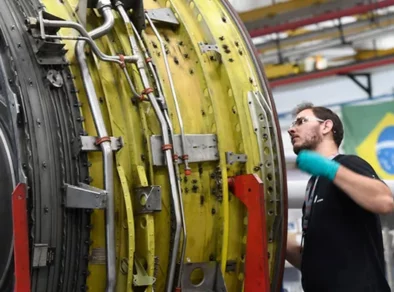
294, 102, 344, 147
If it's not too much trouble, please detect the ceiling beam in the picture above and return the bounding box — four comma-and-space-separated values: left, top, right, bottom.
249, 0, 394, 38
269, 55, 394, 88
239, 0, 330, 23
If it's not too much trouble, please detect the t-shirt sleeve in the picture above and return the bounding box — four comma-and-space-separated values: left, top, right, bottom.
337, 155, 380, 180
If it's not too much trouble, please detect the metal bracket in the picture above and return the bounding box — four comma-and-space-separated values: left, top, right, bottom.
80, 136, 123, 152
145, 8, 179, 26
26, 12, 68, 65
46, 69, 64, 88
134, 186, 161, 214
32, 244, 55, 267
198, 43, 220, 54
64, 183, 107, 209
181, 262, 227, 291
133, 256, 156, 286
340, 72, 372, 98
225, 152, 247, 165
150, 134, 218, 166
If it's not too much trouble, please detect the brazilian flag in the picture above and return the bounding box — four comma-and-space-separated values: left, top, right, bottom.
341, 101, 394, 180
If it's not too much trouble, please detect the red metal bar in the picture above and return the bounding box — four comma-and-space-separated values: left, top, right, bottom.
12, 183, 31, 292
228, 174, 270, 292
250, 0, 394, 37
270, 55, 394, 88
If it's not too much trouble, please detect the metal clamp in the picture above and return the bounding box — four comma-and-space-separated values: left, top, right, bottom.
80, 136, 123, 152
225, 152, 247, 165
134, 186, 161, 214
65, 183, 107, 209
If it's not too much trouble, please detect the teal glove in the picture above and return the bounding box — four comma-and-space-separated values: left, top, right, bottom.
296, 150, 340, 181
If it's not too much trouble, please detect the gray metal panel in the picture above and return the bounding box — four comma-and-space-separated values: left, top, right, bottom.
65, 183, 107, 209
181, 262, 227, 292
150, 134, 218, 166
145, 8, 179, 25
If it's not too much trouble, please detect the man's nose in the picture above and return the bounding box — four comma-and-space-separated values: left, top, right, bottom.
288, 127, 295, 136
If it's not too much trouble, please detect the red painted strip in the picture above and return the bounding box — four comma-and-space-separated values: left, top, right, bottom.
250, 0, 394, 37
12, 183, 31, 292
270, 56, 394, 88
228, 174, 270, 292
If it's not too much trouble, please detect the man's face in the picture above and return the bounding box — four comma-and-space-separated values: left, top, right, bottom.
288, 109, 324, 154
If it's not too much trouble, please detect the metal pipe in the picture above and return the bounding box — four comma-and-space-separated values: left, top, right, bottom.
115, 5, 182, 291
75, 5, 116, 292
250, 0, 394, 37
163, 110, 187, 288
145, 13, 191, 175
34, 15, 139, 65
124, 10, 188, 288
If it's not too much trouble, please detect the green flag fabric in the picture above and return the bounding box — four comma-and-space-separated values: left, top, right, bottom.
341, 100, 394, 179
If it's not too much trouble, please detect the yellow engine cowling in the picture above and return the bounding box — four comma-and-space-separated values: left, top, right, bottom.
0, 0, 287, 291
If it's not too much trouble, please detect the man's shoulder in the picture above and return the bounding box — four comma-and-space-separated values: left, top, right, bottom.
335, 154, 378, 179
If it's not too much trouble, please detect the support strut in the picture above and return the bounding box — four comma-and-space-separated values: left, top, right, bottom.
228, 174, 270, 292
12, 183, 31, 292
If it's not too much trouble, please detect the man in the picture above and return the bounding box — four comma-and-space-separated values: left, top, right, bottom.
286, 103, 393, 292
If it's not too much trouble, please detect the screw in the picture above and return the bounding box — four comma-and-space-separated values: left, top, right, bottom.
219, 36, 224, 41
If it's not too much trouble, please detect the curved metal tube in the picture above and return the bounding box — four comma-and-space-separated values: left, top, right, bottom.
145, 13, 191, 174
41, 18, 139, 65
115, 5, 184, 291
75, 6, 116, 292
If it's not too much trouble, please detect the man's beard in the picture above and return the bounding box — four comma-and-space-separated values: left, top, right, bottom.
293, 129, 322, 155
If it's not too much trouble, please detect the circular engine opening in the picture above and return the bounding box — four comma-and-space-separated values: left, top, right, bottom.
190, 267, 204, 287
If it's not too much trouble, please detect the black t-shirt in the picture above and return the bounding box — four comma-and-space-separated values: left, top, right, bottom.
301, 154, 390, 292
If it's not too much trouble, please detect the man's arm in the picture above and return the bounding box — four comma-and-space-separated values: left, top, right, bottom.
286, 234, 302, 270
297, 151, 394, 215
334, 165, 393, 214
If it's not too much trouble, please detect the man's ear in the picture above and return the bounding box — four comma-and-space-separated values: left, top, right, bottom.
322, 119, 334, 135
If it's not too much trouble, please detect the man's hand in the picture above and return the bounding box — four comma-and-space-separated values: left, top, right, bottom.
296, 150, 340, 181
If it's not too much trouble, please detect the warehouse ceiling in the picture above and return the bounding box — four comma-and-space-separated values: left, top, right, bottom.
228, 0, 394, 88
